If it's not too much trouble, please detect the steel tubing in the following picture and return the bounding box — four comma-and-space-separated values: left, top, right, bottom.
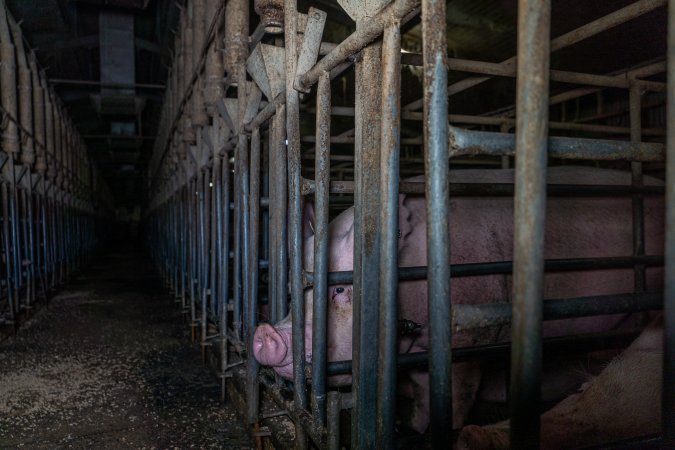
404, 0, 667, 111
219, 140, 231, 401
630, 83, 647, 293
663, 0, 675, 442
448, 126, 665, 161
247, 127, 262, 425
351, 38, 382, 450
510, 1, 551, 448
421, 0, 452, 446
297, 0, 419, 91
311, 72, 331, 426
376, 22, 401, 450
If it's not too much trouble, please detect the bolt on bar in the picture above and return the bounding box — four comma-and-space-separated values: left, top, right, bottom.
509, 0, 551, 448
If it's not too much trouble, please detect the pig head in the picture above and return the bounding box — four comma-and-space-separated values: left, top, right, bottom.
252, 166, 664, 433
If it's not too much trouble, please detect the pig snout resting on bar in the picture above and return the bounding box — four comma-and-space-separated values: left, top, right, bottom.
252, 166, 664, 434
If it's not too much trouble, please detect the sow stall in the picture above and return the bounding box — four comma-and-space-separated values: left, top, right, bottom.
146, 0, 674, 448
0, 2, 110, 337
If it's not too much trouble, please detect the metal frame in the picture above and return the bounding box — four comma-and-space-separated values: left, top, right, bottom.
146, 1, 673, 449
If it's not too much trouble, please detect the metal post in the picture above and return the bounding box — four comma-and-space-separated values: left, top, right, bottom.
311, 71, 331, 425
247, 127, 261, 425
663, 0, 675, 442
421, 0, 452, 446
510, 1, 551, 448
629, 82, 646, 293
286, 4, 308, 449
377, 22, 401, 450
352, 36, 382, 450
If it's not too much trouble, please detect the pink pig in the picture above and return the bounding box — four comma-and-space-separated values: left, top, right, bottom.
253, 166, 664, 434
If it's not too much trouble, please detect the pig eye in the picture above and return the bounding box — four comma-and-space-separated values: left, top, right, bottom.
335, 287, 344, 294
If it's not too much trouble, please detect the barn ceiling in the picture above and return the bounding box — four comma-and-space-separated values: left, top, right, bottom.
5, 0, 668, 208
6, 0, 179, 210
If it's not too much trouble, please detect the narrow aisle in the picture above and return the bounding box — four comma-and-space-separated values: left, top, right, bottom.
0, 250, 254, 449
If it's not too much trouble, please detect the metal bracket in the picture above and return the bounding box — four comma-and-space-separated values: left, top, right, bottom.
294, 8, 327, 93
246, 43, 285, 101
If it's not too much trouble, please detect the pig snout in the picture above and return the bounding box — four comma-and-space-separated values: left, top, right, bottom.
253, 323, 288, 366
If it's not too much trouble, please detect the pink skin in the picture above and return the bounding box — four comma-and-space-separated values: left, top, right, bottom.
252, 166, 664, 434
458, 317, 663, 450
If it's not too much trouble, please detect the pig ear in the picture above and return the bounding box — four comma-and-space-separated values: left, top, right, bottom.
302, 199, 316, 240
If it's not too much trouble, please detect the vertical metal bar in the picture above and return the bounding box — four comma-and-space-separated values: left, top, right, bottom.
268, 121, 278, 324
273, 106, 288, 323
510, 0, 551, 448
247, 127, 262, 425
377, 22, 401, 450
199, 171, 211, 350
311, 71, 331, 425
629, 82, 646, 293
285, 6, 307, 450
422, 0, 451, 446
233, 139, 243, 340
663, 0, 675, 442
327, 391, 341, 450
352, 39, 382, 450
210, 158, 220, 317
2, 182, 14, 322
220, 147, 231, 402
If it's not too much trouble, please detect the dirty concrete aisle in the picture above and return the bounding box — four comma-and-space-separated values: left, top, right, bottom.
0, 249, 254, 449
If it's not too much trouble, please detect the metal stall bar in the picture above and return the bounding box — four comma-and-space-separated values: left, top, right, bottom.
247, 126, 261, 430
421, 0, 451, 446
350, 4, 385, 446
510, 0, 550, 448
219, 135, 231, 401
629, 82, 647, 295
296, 0, 420, 92
447, 126, 664, 161
311, 71, 331, 426
285, 2, 309, 447
405, 0, 667, 111
377, 20, 401, 450
663, 0, 675, 442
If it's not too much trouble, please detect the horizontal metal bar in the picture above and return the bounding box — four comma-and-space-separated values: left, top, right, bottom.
297, 0, 420, 91
301, 179, 665, 197
82, 135, 155, 140
325, 328, 644, 376
450, 127, 665, 161
49, 78, 166, 90
453, 291, 662, 332
303, 255, 664, 286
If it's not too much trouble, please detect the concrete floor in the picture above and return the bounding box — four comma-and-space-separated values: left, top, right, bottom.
0, 249, 254, 449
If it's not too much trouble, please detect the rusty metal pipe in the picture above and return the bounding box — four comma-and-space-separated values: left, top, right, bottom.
421, 0, 452, 445
509, 0, 551, 447
298, 0, 419, 92
377, 22, 401, 449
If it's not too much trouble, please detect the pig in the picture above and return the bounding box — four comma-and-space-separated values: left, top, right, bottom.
457, 316, 664, 449
252, 166, 664, 433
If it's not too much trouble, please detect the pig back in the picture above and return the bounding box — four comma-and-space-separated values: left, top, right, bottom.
395, 166, 664, 349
